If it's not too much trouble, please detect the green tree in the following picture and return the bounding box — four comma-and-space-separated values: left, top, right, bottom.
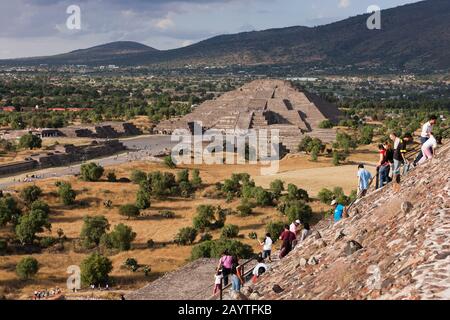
80, 253, 113, 286
80, 216, 110, 248
164, 156, 176, 169
319, 120, 334, 129
30, 200, 49, 215
191, 169, 202, 188
192, 205, 216, 231
16, 257, 39, 280
19, 133, 42, 150
15, 209, 51, 245
135, 188, 151, 210
80, 163, 104, 182
58, 182, 76, 205
130, 170, 147, 184
190, 239, 254, 260
0, 196, 21, 226
270, 179, 285, 199
318, 188, 334, 204
265, 221, 285, 241
20, 185, 42, 205
101, 224, 136, 251
119, 204, 140, 220
177, 169, 189, 183
236, 199, 253, 217
174, 227, 198, 245
221, 224, 239, 239
106, 171, 117, 182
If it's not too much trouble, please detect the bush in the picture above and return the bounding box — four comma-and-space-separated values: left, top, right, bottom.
30, 200, 50, 215
190, 239, 254, 260
15, 209, 51, 245
102, 224, 136, 251
253, 187, 273, 206
80, 253, 113, 286
236, 199, 253, 217
221, 224, 239, 239
179, 181, 194, 198
39, 237, 58, 248
80, 216, 110, 248
333, 132, 357, 154
106, 171, 117, 182
284, 201, 313, 224
16, 257, 39, 280
200, 233, 212, 242
318, 188, 334, 204
0, 196, 21, 226
298, 137, 324, 154
266, 221, 285, 241
80, 163, 104, 182
359, 126, 374, 145
119, 204, 140, 220
191, 169, 202, 188
130, 170, 147, 184
58, 182, 76, 205
319, 120, 334, 129
164, 156, 176, 169
286, 184, 309, 201
19, 133, 42, 150
174, 227, 198, 245
270, 179, 284, 199
135, 189, 151, 210
177, 169, 189, 183
160, 210, 175, 219
147, 239, 155, 249
248, 232, 258, 240
123, 258, 139, 272
192, 205, 215, 231
0, 239, 7, 254
20, 185, 42, 205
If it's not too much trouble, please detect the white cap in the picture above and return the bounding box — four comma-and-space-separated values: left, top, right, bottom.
331, 200, 337, 206
295, 220, 301, 224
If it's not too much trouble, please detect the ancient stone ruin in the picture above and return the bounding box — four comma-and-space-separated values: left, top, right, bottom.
155, 79, 341, 153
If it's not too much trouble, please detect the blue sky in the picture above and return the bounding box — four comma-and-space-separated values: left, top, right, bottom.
0, 0, 419, 59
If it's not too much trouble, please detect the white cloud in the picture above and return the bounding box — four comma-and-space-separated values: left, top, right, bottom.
155, 16, 175, 30
338, 0, 351, 8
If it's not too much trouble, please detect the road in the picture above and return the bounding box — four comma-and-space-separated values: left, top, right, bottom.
0, 135, 177, 190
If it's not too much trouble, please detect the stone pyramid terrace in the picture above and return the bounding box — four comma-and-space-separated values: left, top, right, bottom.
155, 79, 341, 153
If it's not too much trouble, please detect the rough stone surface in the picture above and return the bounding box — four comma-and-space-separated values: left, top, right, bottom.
249, 142, 450, 300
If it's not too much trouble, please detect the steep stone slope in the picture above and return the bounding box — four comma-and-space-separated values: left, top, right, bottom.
249, 142, 450, 300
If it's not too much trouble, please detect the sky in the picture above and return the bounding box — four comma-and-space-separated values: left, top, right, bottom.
0, 0, 419, 59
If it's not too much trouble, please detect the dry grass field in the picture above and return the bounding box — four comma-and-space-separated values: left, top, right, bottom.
0, 145, 377, 300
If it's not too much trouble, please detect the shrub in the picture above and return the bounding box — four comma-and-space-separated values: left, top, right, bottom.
266, 221, 285, 241
102, 224, 136, 251
333, 132, 357, 154
0, 196, 21, 226
39, 236, 58, 248
30, 200, 50, 215
177, 169, 189, 183
359, 126, 374, 145
284, 201, 313, 224
221, 224, 239, 239
236, 199, 253, 217
130, 170, 147, 184
318, 188, 334, 204
319, 120, 334, 129
160, 210, 175, 219
286, 184, 309, 202
199, 233, 212, 242
179, 181, 194, 198
332, 151, 341, 166
20, 185, 42, 205
253, 187, 273, 206
80, 216, 110, 248
270, 179, 284, 199
119, 204, 140, 220
164, 156, 176, 169
174, 227, 198, 245
15, 209, 51, 245
19, 133, 42, 150
80, 163, 104, 182
248, 232, 258, 240
147, 239, 155, 249
0, 239, 7, 254
16, 257, 39, 280
135, 189, 151, 210
58, 182, 76, 205
191, 169, 202, 188
106, 171, 117, 182
192, 205, 215, 231
123, 258, 139, 272
80, 253, 113, 286
190, 239, 254, 260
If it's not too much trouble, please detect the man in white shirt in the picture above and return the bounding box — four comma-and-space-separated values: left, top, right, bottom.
414, 115, 437, 165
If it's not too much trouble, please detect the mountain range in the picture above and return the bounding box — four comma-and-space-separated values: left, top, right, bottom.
1, 0, 449, 72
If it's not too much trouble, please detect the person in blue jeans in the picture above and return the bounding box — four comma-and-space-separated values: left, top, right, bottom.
230, 265, 243, 292
377, 144, 390, 189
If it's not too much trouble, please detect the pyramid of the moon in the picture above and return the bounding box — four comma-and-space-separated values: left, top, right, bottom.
155, 79, 341, 152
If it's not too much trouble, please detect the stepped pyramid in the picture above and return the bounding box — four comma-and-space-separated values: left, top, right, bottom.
155, 79, 341, 153
245, 142, 450, 300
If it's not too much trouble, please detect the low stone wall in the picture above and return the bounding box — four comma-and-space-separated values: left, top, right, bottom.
0, 160, 38, 177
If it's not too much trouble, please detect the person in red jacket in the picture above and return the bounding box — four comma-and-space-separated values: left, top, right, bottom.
279, 225, 296, 259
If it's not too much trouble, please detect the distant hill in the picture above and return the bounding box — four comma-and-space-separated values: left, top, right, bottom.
1, 0, 449, 71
